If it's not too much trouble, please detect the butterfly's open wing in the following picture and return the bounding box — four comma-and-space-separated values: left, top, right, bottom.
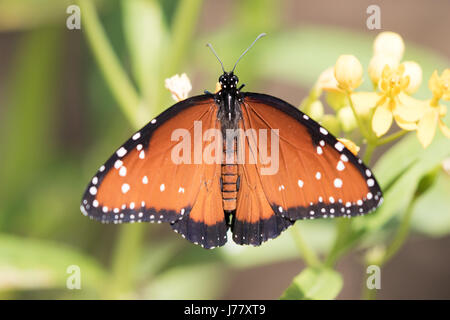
232, 92, 383, 245
80, 95, 227, 249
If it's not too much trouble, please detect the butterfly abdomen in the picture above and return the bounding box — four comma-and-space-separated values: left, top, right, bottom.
221, 137, 239, 213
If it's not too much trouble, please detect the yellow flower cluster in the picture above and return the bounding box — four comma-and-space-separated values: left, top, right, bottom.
310, 31, 450, 149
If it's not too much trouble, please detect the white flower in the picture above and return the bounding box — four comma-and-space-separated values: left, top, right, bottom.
165, 73, 192, 102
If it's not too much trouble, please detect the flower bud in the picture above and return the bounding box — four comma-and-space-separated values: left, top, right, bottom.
373, 31, 404, 62
368, 54, 399, 86
315, 67, 340, 92
334, 55, 363, 92
401, 61, 422, 94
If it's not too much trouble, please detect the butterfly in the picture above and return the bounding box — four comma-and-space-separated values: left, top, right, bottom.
80, 33, 383, 249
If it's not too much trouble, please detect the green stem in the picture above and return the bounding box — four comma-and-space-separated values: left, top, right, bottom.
78, 0, 141, 127
346, 91, 373, 143
290, 223, 321, 267
156, 0, 204, 112
78, 0, 146, 298
376, 130, 408, 146
164, 0, 204, 77
363, 142, 376, 165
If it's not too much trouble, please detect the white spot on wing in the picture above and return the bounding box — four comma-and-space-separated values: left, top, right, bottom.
335, 142, 345, 152
116, 147, 127, 157
89, 186, 97, 195
320, 127, 328, 135
121, 183, 130, 194
334, 178, 343, 188
142, 176, 148, 184
337, 161, 345, 171
119, 166, 127, 177
317, 146, 323, 155
298, 179, 304, 188
160, 184, 165, 192
132, 132, 141, 140
114, 160, 123, 169
315, 172, 321, 180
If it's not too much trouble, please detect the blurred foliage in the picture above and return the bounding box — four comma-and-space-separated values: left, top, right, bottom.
0, 0, 449, 300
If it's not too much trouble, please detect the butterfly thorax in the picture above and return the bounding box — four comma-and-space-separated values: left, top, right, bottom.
215, 72, 243, 133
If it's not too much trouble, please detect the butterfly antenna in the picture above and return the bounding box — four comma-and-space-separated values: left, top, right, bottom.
232, 33, 266, 73
206, 43, 225, 73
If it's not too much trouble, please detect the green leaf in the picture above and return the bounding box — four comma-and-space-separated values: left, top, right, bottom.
353, 129, 450, 234
0, 234, 106, 295
280, 267, 343, 300
411, 173, 450, 237
0, 28, 61, 229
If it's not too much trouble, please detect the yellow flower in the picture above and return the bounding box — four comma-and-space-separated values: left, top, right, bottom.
368, 54, 399, 86
429, 69, 450, 103
371, 64, 424, 137
337, 138, 360, 155
417, 102, 450, 148
165, 73, 192, 102
334, 55, 363, 92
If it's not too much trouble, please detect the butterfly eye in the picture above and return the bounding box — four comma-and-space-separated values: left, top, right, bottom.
219, 76, 225, 84
232, 75, 239, 83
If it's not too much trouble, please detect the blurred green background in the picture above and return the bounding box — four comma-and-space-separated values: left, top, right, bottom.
0, 0, 449, 299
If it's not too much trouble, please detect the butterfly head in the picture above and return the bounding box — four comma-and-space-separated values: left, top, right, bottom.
219, 72, 239, 90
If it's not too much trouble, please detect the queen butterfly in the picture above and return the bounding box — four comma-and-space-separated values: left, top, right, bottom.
80, 34, 383, 249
